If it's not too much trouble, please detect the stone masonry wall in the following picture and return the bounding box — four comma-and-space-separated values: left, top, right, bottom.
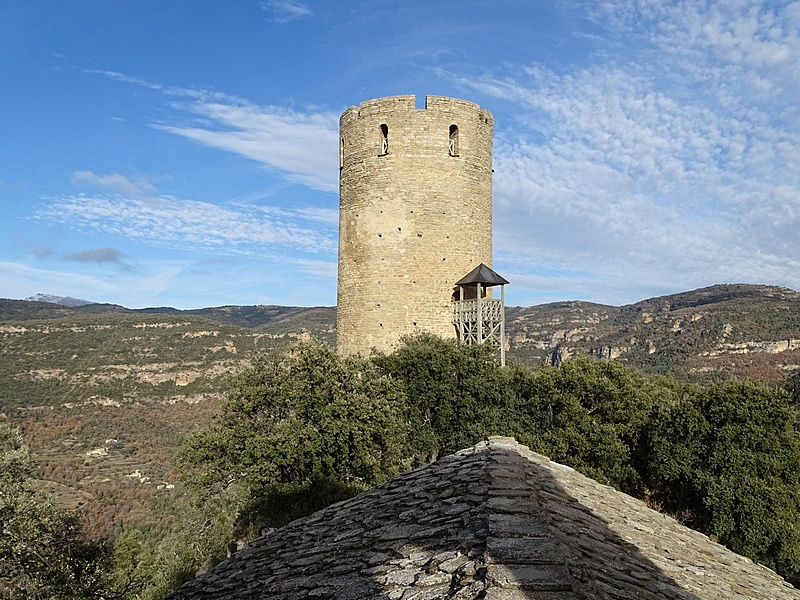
337, 95, 494, 355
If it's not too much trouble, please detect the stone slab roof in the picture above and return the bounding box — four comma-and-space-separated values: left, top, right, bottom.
171, 437, 799, 599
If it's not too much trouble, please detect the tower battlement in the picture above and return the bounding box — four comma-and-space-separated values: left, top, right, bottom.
337, 95, 494, 355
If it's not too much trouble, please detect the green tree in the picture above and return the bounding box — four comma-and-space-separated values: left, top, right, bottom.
169, 336, 800, 589
372, 333, 512, 460
506, 357, 651, 493
106, 492, 244, 600
786, 371, 800, 408
180, 341, 409, 533
0, 423, 111, 599
642, 380, 800, 578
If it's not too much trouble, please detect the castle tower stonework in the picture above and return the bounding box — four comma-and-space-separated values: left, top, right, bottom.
337, 95, 494, 355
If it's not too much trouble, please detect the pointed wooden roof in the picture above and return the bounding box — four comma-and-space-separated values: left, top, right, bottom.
455, 263, 509, 287
170, 437, 798, 599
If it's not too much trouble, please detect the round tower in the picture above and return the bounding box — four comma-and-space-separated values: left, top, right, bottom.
337, 95, 494, 355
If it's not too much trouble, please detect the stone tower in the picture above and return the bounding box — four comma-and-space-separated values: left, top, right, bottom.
337, 95, 494, 355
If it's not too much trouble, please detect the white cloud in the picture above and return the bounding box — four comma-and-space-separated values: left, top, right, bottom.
261, 0, 312, 23
155, 101, 340, 193
71, 170, 157, 199
90, 70, 340, 193
254, 204, 339, 226
85, 70, 166, 91
293, 258, 337, 280
35, 193, 337, 257
590, 0, 800, 113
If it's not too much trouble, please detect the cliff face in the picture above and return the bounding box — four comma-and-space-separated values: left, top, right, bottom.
506, 284, 800, 383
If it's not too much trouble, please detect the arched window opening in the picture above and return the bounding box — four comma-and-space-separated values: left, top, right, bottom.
379, 124, 389, 155
339, 136, 345, 168
449, 124, 459, 156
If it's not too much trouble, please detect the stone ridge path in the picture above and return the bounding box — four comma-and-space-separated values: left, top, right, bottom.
170, 437, 799, 599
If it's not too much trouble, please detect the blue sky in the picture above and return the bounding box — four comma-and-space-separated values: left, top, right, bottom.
1, 1, 799, 309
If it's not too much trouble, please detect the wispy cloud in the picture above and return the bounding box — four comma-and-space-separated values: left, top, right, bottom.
85, 70, 210, 100
257, 205, 339, 226
35, 187, 337, 257
588, 1, 800, 116
89, 71, 340, 193
71, 170, 157, 199
154, 101, 339, 192
261, 0, 312, 23
85, 70, 170, 93
293, 257, 337, 279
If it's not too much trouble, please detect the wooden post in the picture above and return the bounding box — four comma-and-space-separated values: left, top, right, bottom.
457, 285, 464, 344
477, 283, 483, 346
500, 284, 506, 367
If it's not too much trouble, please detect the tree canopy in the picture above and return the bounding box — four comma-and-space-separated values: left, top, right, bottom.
179, 341, 409, 532
641, 380, 800, 575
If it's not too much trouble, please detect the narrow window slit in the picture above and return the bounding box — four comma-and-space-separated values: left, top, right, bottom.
449, 124, 459, 156
379, 124, 389, 155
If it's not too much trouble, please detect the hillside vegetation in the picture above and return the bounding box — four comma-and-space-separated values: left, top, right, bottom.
0, 307, 315, 540
163, 338, 800, 593
2, 285, 800, 597
6, 283, 799, 388
507, 283, 800, 382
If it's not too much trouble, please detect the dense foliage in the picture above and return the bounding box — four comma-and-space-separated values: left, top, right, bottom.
180, 342, 409, 532
372, 334, 512, 460
787, 371, 800, 407
641, 381, 800, 575
505, 356, 651, 493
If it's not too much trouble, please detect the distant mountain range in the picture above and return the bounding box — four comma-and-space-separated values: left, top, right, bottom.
506, 283, 800, 382
7, 282, 800, 384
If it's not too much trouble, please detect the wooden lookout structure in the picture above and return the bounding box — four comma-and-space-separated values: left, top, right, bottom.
452, 263, 509, 366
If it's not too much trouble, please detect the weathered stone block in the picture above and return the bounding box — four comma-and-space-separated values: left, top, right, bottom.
486, 563, 573, 590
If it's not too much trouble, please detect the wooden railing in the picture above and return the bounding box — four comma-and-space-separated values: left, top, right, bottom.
451, 299, 503, 323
